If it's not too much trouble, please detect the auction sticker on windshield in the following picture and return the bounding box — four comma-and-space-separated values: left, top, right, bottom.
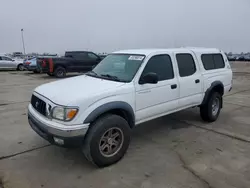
128, 56, 144, 61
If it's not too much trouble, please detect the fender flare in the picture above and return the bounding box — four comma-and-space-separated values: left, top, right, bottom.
201, 81, 224, 106
83, 101, 135, 127
17, 63, 23, 69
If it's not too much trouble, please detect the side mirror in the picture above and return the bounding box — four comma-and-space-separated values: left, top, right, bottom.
139, 72, 158, 84
12, 59, 15, 61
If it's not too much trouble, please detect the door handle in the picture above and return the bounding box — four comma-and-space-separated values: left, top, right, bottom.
195, 79, 200, 83
171, 84, 177, 89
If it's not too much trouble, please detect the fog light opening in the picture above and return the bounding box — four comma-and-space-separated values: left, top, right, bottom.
53, 137, 64, 145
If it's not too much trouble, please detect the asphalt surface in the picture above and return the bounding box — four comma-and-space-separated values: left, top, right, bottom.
0, 63, 250, 188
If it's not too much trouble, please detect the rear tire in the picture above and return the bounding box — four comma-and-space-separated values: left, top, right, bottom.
200, 92, 222, 122
54, 66, 66, 78
82, 114, 131, 167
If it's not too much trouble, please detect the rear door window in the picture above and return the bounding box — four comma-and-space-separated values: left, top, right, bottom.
176, 53, 196, 77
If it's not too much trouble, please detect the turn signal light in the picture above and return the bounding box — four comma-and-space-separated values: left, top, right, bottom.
66, 109, 78, 120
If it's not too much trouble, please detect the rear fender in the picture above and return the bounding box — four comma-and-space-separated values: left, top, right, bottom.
202, 81, 224, 107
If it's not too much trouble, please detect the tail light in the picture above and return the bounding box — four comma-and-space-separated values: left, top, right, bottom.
25, 62, 31, 65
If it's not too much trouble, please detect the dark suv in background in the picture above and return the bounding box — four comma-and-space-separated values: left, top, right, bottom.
37, 51, 103, 78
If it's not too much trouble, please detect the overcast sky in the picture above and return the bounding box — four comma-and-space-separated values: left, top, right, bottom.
0, 0, 249, 54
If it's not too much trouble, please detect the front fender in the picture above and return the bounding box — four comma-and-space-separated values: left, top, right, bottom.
83, 101, 135, 125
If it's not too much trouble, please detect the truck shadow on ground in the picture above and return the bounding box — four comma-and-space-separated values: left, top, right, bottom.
45, 110, 199, 169
133, 109, 199, 135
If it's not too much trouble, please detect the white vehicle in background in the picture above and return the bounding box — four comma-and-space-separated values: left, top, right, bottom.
28, 47, 233, 167
0, 55, 24, 71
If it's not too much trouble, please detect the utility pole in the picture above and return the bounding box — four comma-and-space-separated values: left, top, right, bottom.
21, 29, 26, 54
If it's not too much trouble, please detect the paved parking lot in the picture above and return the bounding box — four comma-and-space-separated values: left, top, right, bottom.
1, 63, 250, 188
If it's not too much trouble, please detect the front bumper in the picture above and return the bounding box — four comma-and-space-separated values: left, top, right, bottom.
28, 104, 89, 147
24, 65, 39, 71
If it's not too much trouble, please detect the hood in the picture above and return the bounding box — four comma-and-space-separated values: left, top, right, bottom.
34, 75, 126, 105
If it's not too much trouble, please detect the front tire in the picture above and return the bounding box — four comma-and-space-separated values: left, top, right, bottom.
82, 114, 131, 167
17, 64, 24, 71
200, 92, 222, 122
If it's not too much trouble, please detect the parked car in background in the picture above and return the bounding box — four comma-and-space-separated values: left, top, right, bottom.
227, 54, 238, 61
237, 55, 246, 61
243, 55, 250, 61
37, 51, 102, 78
0, 55, 24, 70
23, 57, 40, 73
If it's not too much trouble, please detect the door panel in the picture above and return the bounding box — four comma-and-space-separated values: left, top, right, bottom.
135, 79, 179, 123
178, 76, 202, 107
76, 59, 89, 71
70, 52, 88, 71
0, 60, 6, 68
67, 58, 78, 72
0, 57, 15, 69
175, 53, 203, 108
135, 54, 179, 124
6, 60, 16, 69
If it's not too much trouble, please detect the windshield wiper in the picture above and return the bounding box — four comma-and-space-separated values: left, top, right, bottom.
100, 74, 121, 82
86, 70, 98, 76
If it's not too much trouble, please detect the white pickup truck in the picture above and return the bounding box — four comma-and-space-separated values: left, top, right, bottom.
28, 47, 232, 167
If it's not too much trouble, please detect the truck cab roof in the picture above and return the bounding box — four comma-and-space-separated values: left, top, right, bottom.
113, 47, 221, 56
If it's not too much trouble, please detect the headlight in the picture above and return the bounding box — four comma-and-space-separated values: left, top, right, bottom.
51, 106, 78, 121
52, 106, 64, 120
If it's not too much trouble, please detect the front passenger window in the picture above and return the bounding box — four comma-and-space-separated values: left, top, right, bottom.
141, 54, 174, 81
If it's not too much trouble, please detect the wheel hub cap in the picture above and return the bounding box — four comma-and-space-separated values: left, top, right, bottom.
107, 138, 113, 145
212, 97, 220, 116
99, 127, 124, 157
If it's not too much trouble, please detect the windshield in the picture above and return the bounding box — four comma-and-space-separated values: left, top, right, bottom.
87, 54, 145, 82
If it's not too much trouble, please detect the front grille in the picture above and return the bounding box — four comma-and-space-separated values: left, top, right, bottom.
31, 95, 46, 116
